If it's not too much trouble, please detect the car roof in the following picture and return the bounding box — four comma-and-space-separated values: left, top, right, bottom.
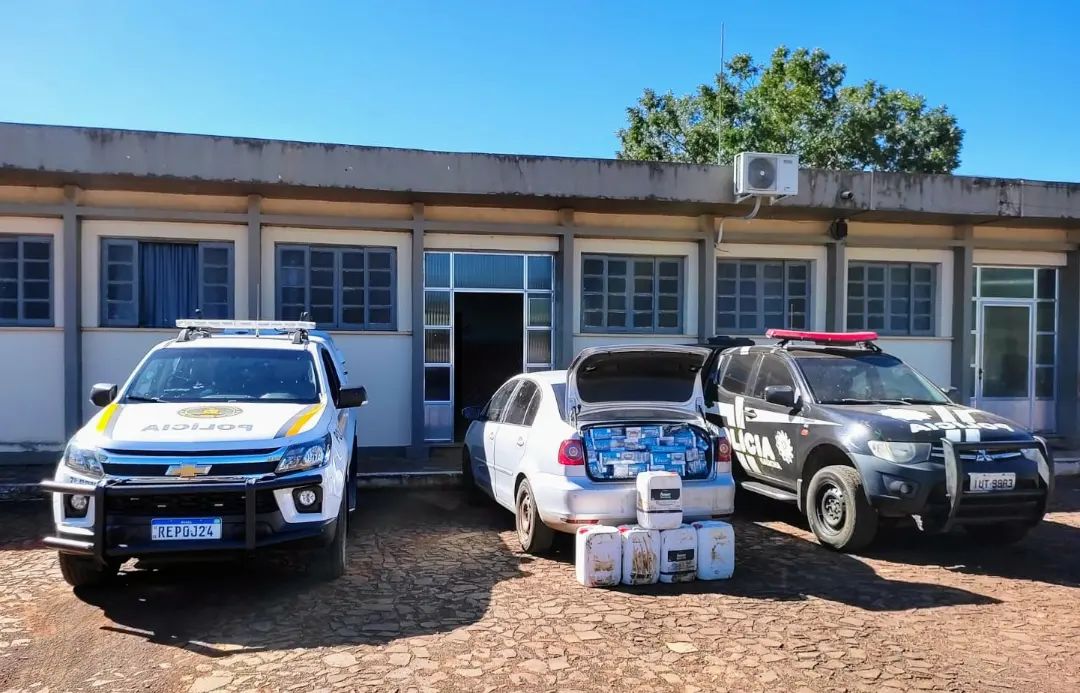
525, 369, 567, 385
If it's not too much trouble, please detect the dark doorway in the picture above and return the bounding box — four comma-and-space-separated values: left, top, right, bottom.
454, 293, 524, 440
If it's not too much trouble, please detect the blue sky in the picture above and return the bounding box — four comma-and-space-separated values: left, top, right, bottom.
1, 1, 1077, 181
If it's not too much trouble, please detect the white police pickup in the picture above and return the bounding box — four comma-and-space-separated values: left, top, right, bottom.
41, 320, 367, 587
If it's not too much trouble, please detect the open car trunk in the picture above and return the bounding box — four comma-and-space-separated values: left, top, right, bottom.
581, 420, 714, 482
567, 345, 716, 483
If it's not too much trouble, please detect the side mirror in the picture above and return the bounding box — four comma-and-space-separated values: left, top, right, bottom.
945, 386, 962, 404
337, 386, 368, 408
462, 405, 486, 422
763, 385, 798, 409
89, 383, 117, 407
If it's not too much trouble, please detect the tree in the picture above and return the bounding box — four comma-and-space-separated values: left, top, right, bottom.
616, 46, 963, 173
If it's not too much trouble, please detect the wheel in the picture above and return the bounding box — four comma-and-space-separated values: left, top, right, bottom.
461, 449, 484, 504
58, 553, 117, 588
964, 522, 1031, 546
312, 494, 347, 580
805, 465, 878, 552
515, 479, 554, 555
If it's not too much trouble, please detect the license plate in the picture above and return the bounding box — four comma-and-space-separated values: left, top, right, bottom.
969, 472, 1016, 493
150, 518, 222, 541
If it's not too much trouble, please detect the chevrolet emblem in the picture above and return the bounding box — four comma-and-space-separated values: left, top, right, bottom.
165, 464, 212, 478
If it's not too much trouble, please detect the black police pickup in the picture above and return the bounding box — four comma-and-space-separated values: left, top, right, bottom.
704, 330, 1054, 551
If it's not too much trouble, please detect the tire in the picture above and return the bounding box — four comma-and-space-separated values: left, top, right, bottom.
964, 522, 1031, 546
461, 449, 484, 505
58, 553, 117, 588
805, 465, 878, 552
313, 495, 347, 580
515, 479, 554, 555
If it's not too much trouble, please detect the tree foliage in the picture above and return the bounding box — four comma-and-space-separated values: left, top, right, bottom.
616, 46, 963, 173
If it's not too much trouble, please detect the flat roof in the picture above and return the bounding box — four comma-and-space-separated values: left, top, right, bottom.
1, 122, 1078, 227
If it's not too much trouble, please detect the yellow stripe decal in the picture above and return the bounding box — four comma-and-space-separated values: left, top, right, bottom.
286, 404, 325, 437
95, 403, 120, 434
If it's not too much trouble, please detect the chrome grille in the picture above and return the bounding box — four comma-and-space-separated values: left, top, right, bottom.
929, 444, 1024, 463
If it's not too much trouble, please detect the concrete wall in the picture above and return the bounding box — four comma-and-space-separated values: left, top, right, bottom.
0, 216, 65, 451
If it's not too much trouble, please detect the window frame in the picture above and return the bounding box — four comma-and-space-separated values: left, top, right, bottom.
580, 253, 684, 334
716, 259, 811, 334
718, 352, 761, 396
751, 353, 798, 400
846, 261, 936, 336
0, 234, 54, 327
275, 243, 397, 331
484, 380, 521, 423
504, 380, 540, 427
99, 237, 235, 328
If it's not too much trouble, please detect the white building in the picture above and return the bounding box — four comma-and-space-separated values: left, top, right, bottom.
1, 124, 1078, 466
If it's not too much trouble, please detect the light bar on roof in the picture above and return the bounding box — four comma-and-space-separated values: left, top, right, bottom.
766, 329, 879, 344
175, 319, 316, 330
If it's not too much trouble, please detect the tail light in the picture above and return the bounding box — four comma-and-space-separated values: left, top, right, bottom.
558, 438, 585, 466
714, 436, 732, 475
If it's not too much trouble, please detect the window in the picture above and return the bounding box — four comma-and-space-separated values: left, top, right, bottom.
101, 239, 233, 328
795, 353, 949, 404
847, 262, 935, 335
719, 353, 760, 395
717, 260, 810, 333
581, 254, 682, 333
752, 355, 796, 399
485, 380, 519, 422
125, 347, 319, 403
0, 235, 53, 326
505, 381, 540, 426
277, 244, 396, 330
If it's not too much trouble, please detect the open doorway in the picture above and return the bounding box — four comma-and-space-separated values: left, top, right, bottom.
454, 292, 524, 439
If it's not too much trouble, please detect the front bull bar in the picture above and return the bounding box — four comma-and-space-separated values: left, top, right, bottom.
940, 439, 1053, 532
40, 474, 323, 564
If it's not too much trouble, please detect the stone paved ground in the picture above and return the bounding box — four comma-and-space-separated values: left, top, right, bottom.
1, 480, 1078, 693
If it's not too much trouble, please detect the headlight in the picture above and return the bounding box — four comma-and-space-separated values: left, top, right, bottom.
277, 433, 332, 474
62, 443, 106, 478
867, 440, 931, 464
1021, 447, 1046, 464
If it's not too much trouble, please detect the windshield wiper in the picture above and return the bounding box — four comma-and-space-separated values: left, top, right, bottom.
125, 395, 164, 403
898, 397, 945, 405
821, 398, 908, 405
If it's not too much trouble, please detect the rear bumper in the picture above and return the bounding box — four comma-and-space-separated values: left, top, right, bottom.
530, 471, 735, 534
854, 440, 1053, 530
41, 474, 334, 563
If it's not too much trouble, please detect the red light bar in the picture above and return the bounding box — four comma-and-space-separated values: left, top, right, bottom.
766, 329, 879, 344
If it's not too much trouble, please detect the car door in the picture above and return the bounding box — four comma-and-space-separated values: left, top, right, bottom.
740, 353, 803, 488
492, 380, 540, 506
713, 350, 764, 480
471, 379, 520, 499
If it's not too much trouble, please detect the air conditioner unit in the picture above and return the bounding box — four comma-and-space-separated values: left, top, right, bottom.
734, 152, 799, 200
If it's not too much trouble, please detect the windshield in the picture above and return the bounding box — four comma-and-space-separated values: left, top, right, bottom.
795, 353, 949, 405
125, 347, 320, 404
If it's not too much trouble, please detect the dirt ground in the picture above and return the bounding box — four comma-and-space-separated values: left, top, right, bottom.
1, 479, 1078, 693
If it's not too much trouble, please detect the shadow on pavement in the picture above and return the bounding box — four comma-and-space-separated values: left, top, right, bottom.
862, 478, 1080, 589
0, 500, 50, 551
72, 489, 528, 656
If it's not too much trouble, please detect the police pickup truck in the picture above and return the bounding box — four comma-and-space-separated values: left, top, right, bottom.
706, 329, 1054, 551
42, 320, 366, 587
